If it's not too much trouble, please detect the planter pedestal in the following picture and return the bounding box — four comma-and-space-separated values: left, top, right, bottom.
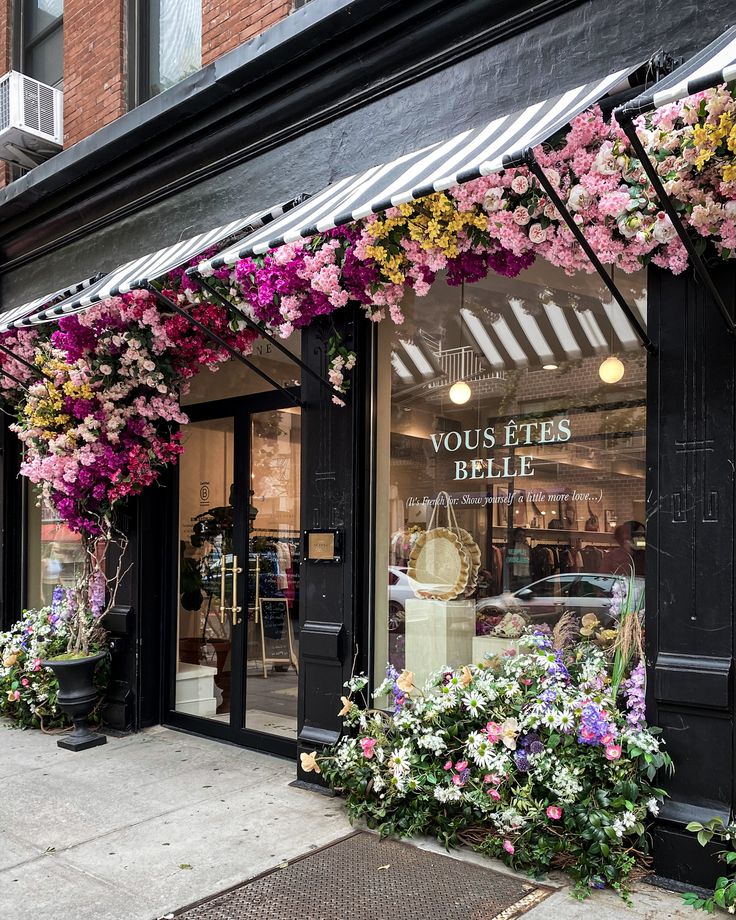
43, 652, 107, 752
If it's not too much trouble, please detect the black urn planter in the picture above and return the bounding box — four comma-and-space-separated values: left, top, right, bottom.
43, 652, 107, 752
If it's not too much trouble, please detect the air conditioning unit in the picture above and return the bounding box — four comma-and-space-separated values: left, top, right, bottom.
0, 71, 63, 169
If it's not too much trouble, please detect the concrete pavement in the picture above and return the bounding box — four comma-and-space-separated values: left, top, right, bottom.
0, 722, 695, 920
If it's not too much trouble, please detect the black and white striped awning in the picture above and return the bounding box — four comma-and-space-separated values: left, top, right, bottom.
0, 274, 103, 333
17, 199, 300, 328
199, 66, 640, 269
620, 25, 736, 115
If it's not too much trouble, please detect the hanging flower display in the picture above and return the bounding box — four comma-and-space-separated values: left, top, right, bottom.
1, 83, 735, 537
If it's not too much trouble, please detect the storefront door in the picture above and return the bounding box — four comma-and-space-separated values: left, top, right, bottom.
167, 389, 301, 758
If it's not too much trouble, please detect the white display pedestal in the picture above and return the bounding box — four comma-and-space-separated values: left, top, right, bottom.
472, 635, 517, 663
175, 662, 218, 717
405, 598, 475, 687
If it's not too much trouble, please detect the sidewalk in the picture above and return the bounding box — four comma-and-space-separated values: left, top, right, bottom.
1, 722, 694, 920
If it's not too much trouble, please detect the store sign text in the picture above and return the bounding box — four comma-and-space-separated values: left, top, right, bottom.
430, 418, 571, 481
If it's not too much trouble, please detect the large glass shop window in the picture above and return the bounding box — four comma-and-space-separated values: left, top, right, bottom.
375, 262, 647, 688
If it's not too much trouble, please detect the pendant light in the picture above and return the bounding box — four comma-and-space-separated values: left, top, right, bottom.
599, 355, 625, 384
598, 266, 625, 384
450, 283, 473, 404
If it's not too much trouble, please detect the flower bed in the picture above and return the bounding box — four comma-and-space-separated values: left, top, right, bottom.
309, 634, 670, 900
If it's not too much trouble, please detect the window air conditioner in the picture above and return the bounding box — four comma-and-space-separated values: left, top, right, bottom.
0, 71, 63, 169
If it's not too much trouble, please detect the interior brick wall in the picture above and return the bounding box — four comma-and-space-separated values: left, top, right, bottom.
62, 0, 127, 147
202, 0, 291, 66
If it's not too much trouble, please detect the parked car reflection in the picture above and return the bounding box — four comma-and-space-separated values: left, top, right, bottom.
475, 573, 644, 626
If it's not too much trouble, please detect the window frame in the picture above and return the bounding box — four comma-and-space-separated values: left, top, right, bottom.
13, 0, 65, 88
128, 0, 202, 108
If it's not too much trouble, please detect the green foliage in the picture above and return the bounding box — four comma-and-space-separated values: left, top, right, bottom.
319, 634, 671, 900
0, 605, 108, 730
683, 818, 736, 913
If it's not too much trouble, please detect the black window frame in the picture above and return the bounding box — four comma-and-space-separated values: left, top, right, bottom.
128, 0, 202, 108
13, 0, 65, 88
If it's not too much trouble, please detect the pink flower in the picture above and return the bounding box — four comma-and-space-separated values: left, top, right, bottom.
455, 760, 468, 772
487, 788, 501, 800
503, 840, 515, 855
32, 658, 42, 672
485, 721, 502, 743
452, 774, 465, 787
528, 223, 547, 244
546, 805, 563, 820
359, 738, 377, 759
512, 206, 530, 226
443, 760, 453, 771
605, 744, 622, 761
511, 175, 529, 195
600, 733, 614, 745
21, 678, 29, 687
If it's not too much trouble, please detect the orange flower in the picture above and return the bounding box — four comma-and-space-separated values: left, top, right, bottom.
459, 666, 473, 687
338, 696, 352, 717
300, 751, 321, 774
2, 653, 18, 668
396, 670, 415, 695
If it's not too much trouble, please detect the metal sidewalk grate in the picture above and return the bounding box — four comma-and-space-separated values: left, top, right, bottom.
173, 831, 552, 920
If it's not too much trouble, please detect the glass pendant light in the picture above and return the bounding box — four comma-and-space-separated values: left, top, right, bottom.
599, 266, 625, 384
450, 283, 473, 404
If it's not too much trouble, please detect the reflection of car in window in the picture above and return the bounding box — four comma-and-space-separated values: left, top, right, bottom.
475, 573, 644, 626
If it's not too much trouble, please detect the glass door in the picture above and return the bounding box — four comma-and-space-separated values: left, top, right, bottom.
170, 392, 300, 757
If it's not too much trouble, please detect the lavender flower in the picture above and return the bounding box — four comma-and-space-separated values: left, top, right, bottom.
623, 661, 646, 729
90, 571, 106, 619
51, 585, 64, 622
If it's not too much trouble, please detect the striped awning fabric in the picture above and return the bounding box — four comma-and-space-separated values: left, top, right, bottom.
620, 25, 736, 114
393, 294, 648, 384
18, 199, 301, 327
0, 274, 103, 333
200, 66, 639, 269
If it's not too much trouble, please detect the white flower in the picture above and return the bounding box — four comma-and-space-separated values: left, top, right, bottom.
646, 797, 660, 817
528, 223, 547, 244
388, 746, 412, 777
511, 175, 529, 195
592, 144, 618, 175
483, 188, 505, 213
567, 184, 593, 212
652, 213, 677, 243
462, 691, 484, 715
434, 785, 463, 803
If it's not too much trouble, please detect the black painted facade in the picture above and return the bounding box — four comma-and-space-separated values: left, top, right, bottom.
0, 0, 735, 888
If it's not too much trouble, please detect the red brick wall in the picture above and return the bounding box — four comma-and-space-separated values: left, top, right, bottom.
202, 0, 291, 66
62, 0, 127, 147
0, 0, 295, 183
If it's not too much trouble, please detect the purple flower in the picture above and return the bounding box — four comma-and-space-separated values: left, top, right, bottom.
90, 570, 106, 618
623, 661, 646, 729
577, 702, 615, 746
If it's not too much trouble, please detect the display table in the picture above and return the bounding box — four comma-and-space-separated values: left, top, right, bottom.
405, 598, 475, 687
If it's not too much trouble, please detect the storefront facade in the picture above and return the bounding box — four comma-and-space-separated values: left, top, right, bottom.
1, 0, 735, 888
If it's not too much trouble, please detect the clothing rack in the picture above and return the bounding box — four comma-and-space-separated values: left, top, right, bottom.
250, 528, 300, 538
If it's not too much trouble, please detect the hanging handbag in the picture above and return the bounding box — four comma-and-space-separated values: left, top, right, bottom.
407, 491, 477, 600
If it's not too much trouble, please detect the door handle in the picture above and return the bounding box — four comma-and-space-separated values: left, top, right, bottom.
219, 554, 227, 625
222, 554, 244, 625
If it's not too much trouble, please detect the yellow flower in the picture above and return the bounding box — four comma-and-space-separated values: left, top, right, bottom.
338, 695, 352, 717
459, 666, 473, 688
300, 751, 321, 774
396, 670, 415, 695
2, 653, 18, 668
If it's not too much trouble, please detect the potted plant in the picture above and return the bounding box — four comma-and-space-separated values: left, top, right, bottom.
42, 525, 128, 751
